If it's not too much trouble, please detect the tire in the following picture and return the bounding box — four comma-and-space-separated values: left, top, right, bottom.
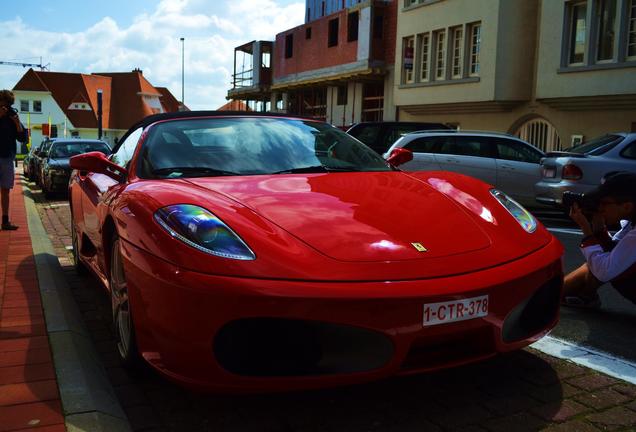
70, 217, 87, 275
43, 185, 52, 199
110, 235, 141, 368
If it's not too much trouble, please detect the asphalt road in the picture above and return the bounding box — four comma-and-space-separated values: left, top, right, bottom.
534, 209, 636, 364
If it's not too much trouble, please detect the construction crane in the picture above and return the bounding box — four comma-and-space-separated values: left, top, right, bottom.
0, 58, 49, 71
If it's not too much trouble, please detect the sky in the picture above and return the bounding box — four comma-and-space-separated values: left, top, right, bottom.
0, 0, 305, 110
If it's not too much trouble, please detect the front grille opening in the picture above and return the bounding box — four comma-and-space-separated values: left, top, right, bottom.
502, 276, 562, 343
401, 326, 494, 371
213, 318, 394, 377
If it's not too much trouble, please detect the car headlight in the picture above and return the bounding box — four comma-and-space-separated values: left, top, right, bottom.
154, 204, 256, 260
490, 189, 537, 233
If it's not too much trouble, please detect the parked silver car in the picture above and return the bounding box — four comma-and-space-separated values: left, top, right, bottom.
535, 133, 636, 207
384, 130, 545, 208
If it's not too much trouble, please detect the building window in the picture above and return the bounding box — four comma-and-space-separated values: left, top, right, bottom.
434, 30, 446, 80
596, 0, 616, 61
20, 100, 29, 112
285, 33, 294, 58
469, 23, 481, 75
306, 27, 312, 39
451, 26, 463, 78
629, 0, 636, 58
337, 85, 348, 105
403, 36, 415, 84
328, 18, 339, 47
33, 100, 42, 113
419, 33, 430, 81
568, 2, 587, 64
405, 0, 445, 7
348, 11, 359, 42
374, 15, 384, 39
564, 0, 636, 67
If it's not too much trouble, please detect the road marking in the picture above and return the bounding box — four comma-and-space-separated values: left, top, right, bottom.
532, 335, 636, 385
547, 227, 582, 235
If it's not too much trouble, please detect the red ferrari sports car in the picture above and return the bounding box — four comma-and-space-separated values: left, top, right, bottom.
69, 112, 563, 393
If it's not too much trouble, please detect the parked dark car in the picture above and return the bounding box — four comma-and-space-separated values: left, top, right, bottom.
346, 121, 451, 155
33, 138, 57, 186
41, 139, 111, 197
23, 140, 46, 181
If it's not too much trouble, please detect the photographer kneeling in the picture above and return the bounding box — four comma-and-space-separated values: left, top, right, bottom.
562, 172, 636, 308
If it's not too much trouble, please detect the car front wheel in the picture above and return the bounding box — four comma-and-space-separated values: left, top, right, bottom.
110, 235, 140, 368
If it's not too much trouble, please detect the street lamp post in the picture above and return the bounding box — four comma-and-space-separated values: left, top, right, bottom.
97, 89, 103, 139
180, 37, 185, 109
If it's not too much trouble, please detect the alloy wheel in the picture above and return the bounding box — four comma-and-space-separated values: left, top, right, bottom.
110, 238, 135, 362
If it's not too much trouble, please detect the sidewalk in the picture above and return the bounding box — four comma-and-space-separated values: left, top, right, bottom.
0, 175, 65, 431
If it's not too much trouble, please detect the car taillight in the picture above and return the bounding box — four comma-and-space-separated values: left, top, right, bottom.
562, 164, 583, 180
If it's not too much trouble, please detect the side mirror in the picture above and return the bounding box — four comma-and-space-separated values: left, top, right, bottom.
386, 148, 413, 167
70, 151, 127, 182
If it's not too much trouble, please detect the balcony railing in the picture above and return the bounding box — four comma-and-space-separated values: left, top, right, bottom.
232, 69, 254, 88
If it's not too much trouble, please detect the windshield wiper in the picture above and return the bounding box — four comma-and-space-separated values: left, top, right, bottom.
273, 165, 369, 174
272, 165, 329, 174
152, 167, 239, 177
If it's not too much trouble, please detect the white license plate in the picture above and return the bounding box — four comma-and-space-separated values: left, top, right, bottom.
423, 295, 489, 326
543, 167, 556, 178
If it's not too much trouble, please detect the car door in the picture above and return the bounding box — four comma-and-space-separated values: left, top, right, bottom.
400, 136, 444, 171
493, 138, 543, 206
78, 127, 142, 278
433, 136, 497, 185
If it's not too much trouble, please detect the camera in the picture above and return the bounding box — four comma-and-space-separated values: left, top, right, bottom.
561, 191, 598, 212
7, 106, 18, 117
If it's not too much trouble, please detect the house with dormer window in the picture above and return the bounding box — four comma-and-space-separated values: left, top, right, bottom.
12, 68, 183, 149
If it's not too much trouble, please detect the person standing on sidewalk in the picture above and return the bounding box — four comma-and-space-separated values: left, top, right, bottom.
0, 89, 28, 230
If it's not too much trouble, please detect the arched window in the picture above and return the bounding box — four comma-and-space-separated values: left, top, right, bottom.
515, 118, 562, 153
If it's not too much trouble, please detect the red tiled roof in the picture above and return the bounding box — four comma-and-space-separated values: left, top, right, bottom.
156, 87, 187, 112
12, 68, 181, 131
218, 100, 251, 111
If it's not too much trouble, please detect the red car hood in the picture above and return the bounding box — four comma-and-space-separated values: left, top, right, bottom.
185, 172, 492, 262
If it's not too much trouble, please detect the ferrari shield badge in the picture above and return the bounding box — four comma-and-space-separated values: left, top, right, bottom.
411, 242, 428, 252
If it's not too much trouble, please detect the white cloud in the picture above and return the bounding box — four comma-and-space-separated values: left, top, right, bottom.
0, 1, 304, 111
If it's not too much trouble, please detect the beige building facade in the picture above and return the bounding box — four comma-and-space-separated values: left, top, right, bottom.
394, 0, 636, 152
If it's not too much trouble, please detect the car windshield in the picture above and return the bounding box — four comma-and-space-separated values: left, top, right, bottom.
50, 142, 111, 158
563, 134, 623, 155
139, 117, 392, 178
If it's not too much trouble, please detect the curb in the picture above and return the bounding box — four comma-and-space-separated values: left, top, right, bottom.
23, 183, 132, 432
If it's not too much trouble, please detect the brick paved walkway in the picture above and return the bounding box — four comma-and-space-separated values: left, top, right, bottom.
0, 173, 65, 432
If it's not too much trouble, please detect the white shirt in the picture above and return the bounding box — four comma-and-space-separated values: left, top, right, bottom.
582, 220, 636, 283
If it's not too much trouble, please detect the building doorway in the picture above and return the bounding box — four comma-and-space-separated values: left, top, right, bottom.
514, 117, 561, 152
